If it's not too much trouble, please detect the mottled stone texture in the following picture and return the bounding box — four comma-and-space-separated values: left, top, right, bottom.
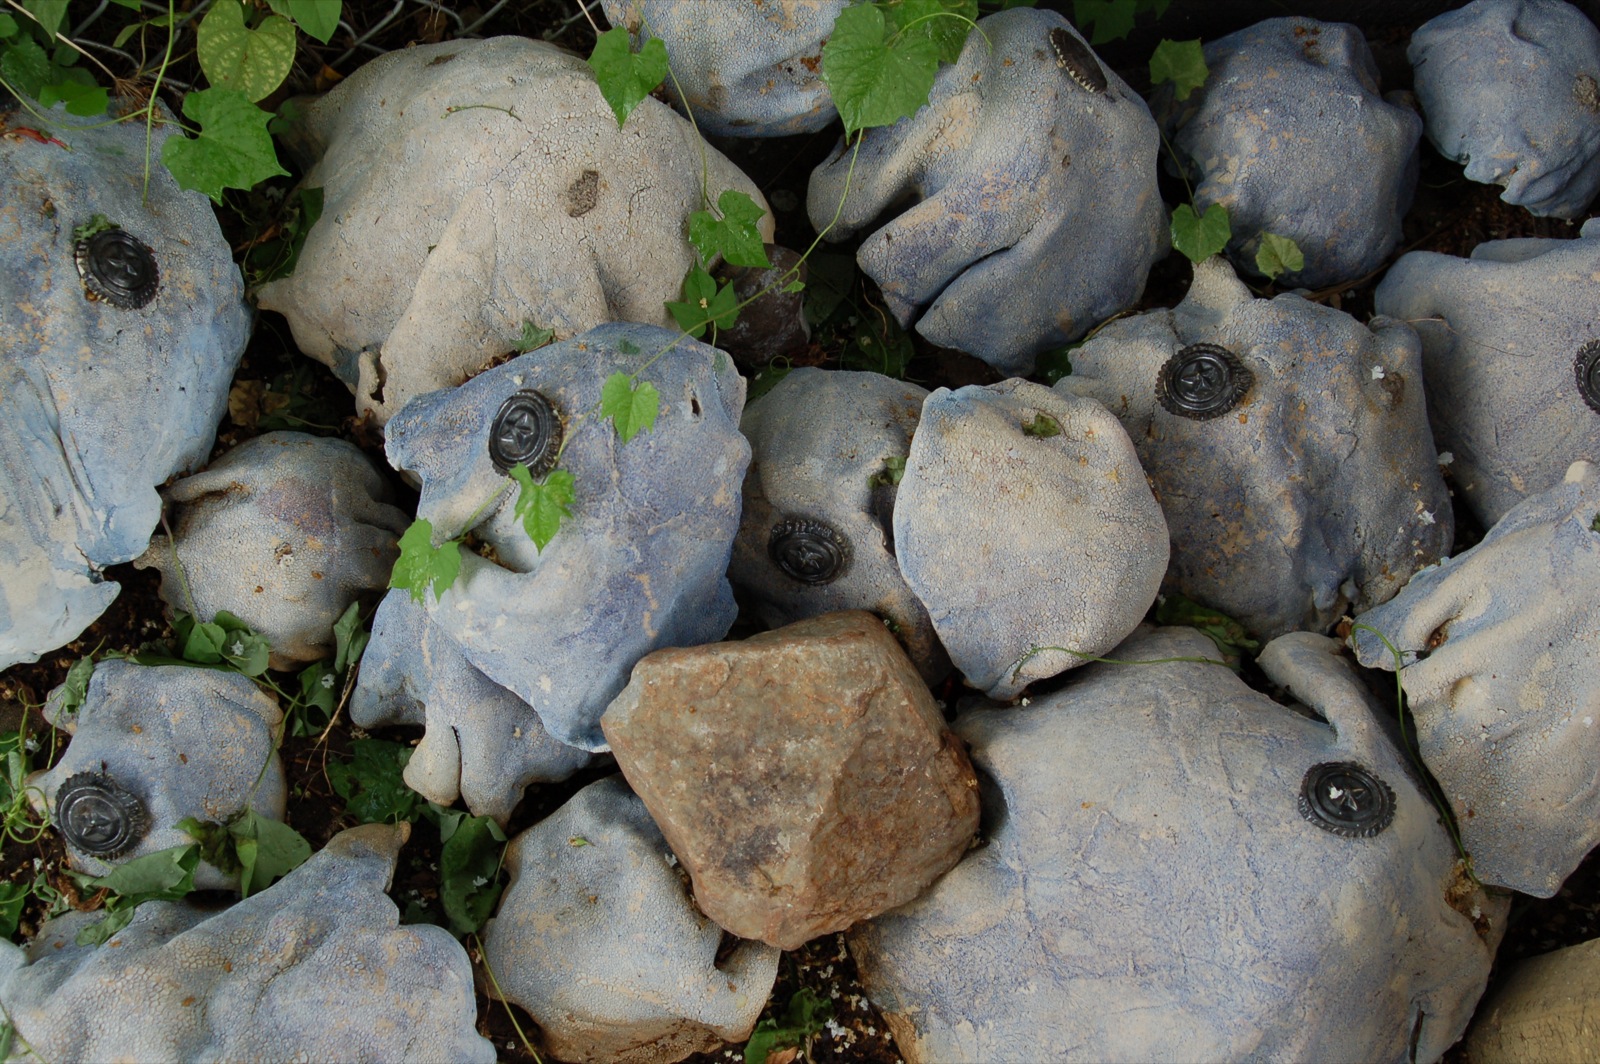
852, 627, 1503, 1064
808, 7, 1166, 375
1157, 17, 1421, 287
1351, 461, 1600, 897
0, 824, 496, 1063
257, 37, 770, 425
1463, 938, 1600, 1062
136, 432, 408, 669
1060, 256, 1452, 641
602, 611, 980, 950
484, 777, 779, 1064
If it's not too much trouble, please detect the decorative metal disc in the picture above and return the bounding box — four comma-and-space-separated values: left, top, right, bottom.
1574, 340, 1600, 414
1298, 762, 1396, 838
1156, 343, 1254, 420
488, 389, 563, 476
55, 772, 150, 859
769, 517, 851, 585
1049, 27, 1107, 94
74, 227, 159, 309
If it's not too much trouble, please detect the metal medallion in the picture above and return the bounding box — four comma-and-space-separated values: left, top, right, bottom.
488, 389, 563, 476
55, 771, 151, 858
74, 226, 159, 309
1298, 761, 1396, 838
769, 517, 851, 585
1156, 343, 1254, 420
1574, 339, 1600, 414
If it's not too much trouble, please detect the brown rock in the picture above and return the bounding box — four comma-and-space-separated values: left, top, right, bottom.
601, 610, 980, 950
1463, 938, 1600, 1063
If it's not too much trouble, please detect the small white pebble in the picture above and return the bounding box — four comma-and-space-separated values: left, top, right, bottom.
1585, 717, 1594, 727
1418, 510, 1435, 525
665, 852, 678, 867
1020, 697, 1031, 707
1438, 451, 1454, 465
1370, 365, 1386, 380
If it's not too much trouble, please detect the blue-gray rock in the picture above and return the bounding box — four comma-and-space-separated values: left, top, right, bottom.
0, 102, 251, 671
134, 432, 409, 669
352, 593, 591, 823
0, 823, 496, 1063
483, 776, 779, 1064
851, 627, 1503, 1064
34, 659, 283, 892
894, 380, 1168, 699
730, 368, 945, 680
1059, 256, 1452, 641
600, 0, 844, 136
1350, 460, 1600, 897
1410, 0, 1600, 219
353, 323, 748, 762
256, 36, 770, 425
1156, 17, 1421, 287
807, 8, 1166, 376
1373, 221, 1600, 527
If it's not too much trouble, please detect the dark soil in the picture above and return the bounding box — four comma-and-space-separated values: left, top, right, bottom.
4, 3, 1599, 1063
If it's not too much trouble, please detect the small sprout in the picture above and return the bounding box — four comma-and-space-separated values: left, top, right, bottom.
1023, 413, 1063, 438
1170, 202, 1231, 264
868, 455, 906, 487
72, 214, 117, 243
568, 835, 591, 847
1254, 232, 1305, 280
512, 321, 555, 353
1591, 512, 1600, 532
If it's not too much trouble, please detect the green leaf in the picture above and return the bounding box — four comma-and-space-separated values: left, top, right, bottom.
868, 455, 906, 488
1153, 591, 1259, 662
296, 661, 337, 720
1, 38, 49, 99
1073, 0, 1136, 44
55, 655, 94, 717
83, 844, 198, 897
1150, 38, 1207, 101
1035, 346, 1074, 385
196, 0, 297, 103
229, 809, 311, 897
1254, 232, 1305, 280
747, 362, 792, 403
0, 14, 17, 38
245, 185, 323, 286
1170, 202, 1230, 264
802, 252, 856, 328
220, 629, 271, 677
1023, 412, 1062, 438
0, 881, 27, 939
332, 600, 368, 674
22, 0, 67, 42
161, 87, 290, 204
328, 739, 425, 824
600, 373, 660, 444
181, 620, 228, 664
842, 306, 914, 379
745, 987, 834, 1064
687, 189, 771, 269
438, 815, 507, 935
820, 2, 940, 135
389, 518, 463, 605
666, 264, 740, 338
512, 321, 555, 353
286, 0, 341, 44
509, 466, 576, 553
38, 77, 108, 116
586, 27, 669, 128
883, 0, 978, 66
177, 816, 241, 874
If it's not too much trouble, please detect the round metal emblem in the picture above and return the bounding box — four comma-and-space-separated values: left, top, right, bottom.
1048, 27, 1107, 94
769, 518, 851, 585
1574, 340, 1600, 414
55, 772, 151, 859
488, 390, 563, 476
74, 227, 159, 309
1298, 762, 1396, 838
1156, 343, 1254, 420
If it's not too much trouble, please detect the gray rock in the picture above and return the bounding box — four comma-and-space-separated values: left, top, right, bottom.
1373, 221, 1600, 526
0, 823, 495, 1063
352, 593, 592, 824
1410, 0, 1600, 219
1157, 17, 1421, 287
1060, 256, 1452, 641
352, 323, 749, 765
807, 8, 1166, 376
602, 610, 980, 950
134, 432, 409, 669
730, 368, 945, 680
0, 102, 251, 671
1462, 937, 1600, 1062
600, 0, 844, 136
483, 776, 779, 1064
895, 379, 1168, 699
852, 627, 1504, 1064
33, 659, 284, 892
257, 37, 770, 425
1350, 460, 1600, 897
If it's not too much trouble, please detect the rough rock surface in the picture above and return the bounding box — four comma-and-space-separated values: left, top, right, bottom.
0, 823, 495, 1062
895, 380, 1168, 699
1462, 938, 1600, 1062
602, 611, 980, 950
601, 0, 844, 136
257, 37, 771, 425
1374, 220, 1600, 526
135, 432, 409, 669
34, 660, 284, 891
1410, 0, 1600, 218
807, 7, 1166, 375
0, 101, 251, 670
730, 368, 945, 680
851, 627, 1503, 1064
483, 776, 779, 1064
352, 323, 749, 770
1061, 255, 1452, 641
1350, 461, 1600, 897
1156, 17, 1420, 287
